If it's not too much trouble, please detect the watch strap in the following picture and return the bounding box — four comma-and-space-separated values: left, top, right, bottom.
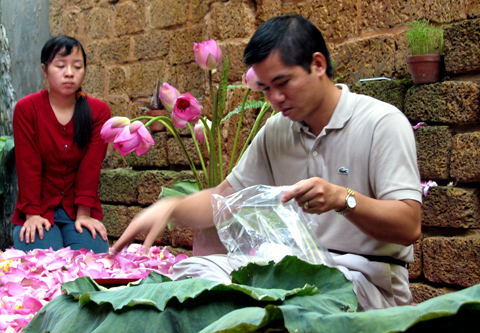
336, 187, 355, 216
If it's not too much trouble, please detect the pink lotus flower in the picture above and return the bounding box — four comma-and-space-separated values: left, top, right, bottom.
413, 122, 426, 130
421, 180, 438, 197
193, 119, 212, 141
172, 93, 202, 128
242, 67, 261, 91
193, 39, 222, 71
0, 244, 188, 332
159, 83, 180, 112
100, 117, 130, 142
113, 121, 155, 156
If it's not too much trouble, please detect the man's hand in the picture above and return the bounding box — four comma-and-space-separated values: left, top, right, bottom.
281, 177, 422, 246
75, 215, 108, 241
111, 180, 233, 255
20, 214, 51, 244
281, 177, 345, 214
112, 197, 181, 255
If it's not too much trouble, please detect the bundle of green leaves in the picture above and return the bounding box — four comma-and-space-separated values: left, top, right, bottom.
23, 256, 480, 333
0, 135, 14, 195
406, 20, 444, 55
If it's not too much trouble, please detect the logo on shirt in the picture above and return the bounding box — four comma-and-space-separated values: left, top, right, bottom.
338, 167, 349, 175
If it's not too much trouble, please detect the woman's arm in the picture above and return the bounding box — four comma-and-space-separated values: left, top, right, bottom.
12, 99, 44, 218
75, 204, 108, 241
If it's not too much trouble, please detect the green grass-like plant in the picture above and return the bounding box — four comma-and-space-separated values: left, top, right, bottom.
406, 20, 444, 55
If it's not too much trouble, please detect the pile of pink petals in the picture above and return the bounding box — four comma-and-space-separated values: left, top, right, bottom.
0, 244, 188, 332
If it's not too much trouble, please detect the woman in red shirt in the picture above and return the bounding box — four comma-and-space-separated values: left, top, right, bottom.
12, 36, 110, 253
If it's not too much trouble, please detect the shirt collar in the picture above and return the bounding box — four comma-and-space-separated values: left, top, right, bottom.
292, 83, 354, 134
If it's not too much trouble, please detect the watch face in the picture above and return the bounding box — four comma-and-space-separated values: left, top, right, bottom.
347, 196, 356, 208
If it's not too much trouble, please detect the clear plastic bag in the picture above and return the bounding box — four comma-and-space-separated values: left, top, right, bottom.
212, 185, 335, 270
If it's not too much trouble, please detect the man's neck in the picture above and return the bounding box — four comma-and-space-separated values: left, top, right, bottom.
305, 82, 342, 136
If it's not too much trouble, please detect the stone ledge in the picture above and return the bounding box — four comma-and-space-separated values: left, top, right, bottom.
422, 186, 480, 228
410, 282, 457, 304
450, 132, 480, 182
99, 169, 139, 204
415, 126, 452, 180
208, 1, 256, 41
332, 35, 397, 83
404, 81, 480, 125
148, 0, 188, 29
114, 1, 145, 37
127, 132, 169, 169
102, 204, 171, 245
171, 226, 194, 248
167, 136, 207, 166
102, 204, 194, 248
422, 235, 480, 287
349, 79, 413, 112
445, 18, 480, 75
409, 237, 423, 280
138, 170, 181, 205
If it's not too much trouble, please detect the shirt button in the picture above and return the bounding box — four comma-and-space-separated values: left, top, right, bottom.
64, 162, 67, 165
62, 176, 66, 180
312, 151, 318, 156
61, 192, 64, 195
64, 145, 68, 149
63, 127, 66, 131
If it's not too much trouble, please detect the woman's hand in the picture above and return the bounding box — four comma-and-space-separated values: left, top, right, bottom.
20, 214, 51, 244
75, 215, 108, 241
75, 205, 107, 241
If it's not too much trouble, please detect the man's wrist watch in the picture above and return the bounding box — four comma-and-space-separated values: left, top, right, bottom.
336, 187, 356, 216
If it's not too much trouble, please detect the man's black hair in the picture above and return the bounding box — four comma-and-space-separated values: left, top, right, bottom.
41, 35, 92, 149
244, 14, 333, 78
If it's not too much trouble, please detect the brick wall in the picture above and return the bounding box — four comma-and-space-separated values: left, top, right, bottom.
49, 0, 480, 303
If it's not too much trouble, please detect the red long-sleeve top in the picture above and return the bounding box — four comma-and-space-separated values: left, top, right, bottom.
12, 89, 110, 226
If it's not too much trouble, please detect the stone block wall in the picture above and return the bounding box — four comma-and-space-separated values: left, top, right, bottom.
48, 0, 480, 303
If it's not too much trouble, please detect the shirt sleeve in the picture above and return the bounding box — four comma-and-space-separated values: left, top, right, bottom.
369, 111, 422, 203
74, 99, 110, 209
12, 99, 43, 215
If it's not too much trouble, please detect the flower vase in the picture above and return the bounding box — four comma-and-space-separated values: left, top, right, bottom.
145, 110, 167, 132
407, 54, 444, 85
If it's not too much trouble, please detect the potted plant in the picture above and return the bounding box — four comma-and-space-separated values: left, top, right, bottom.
406, 20, 444, 85
132, 78, 167, 132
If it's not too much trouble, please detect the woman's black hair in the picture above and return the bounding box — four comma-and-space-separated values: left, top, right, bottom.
244, 14, 334, 78
41, 35, 92, 149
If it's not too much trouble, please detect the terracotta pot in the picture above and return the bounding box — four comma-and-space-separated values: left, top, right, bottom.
145, 110, 167, 132
407, 54, 444, 85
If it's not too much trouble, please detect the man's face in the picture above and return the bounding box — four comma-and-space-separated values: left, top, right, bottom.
253, 51, 323, 123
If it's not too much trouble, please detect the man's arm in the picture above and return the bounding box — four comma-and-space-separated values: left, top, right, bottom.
112, 180, 233, 254
281, 177, 421, 246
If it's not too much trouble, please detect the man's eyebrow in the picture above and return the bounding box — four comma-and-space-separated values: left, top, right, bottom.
257, 74, 290, 87
271, 74, 288, 82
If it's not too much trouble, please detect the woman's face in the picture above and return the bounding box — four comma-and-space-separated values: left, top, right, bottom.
42, 46, 85, 98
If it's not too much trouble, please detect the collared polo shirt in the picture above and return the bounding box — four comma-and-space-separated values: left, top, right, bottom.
227, 84, 422, 262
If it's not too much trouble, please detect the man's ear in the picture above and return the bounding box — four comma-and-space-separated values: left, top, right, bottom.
311, 52, 327, 77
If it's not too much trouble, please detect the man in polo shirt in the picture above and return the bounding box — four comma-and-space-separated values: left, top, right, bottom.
113, 14, 422, 310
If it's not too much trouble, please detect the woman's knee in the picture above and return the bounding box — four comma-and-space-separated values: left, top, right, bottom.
60, 224, 109, 253
13, 224, 63, 251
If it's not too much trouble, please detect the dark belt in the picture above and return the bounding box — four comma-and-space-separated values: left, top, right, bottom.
328, 249, 409, 268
